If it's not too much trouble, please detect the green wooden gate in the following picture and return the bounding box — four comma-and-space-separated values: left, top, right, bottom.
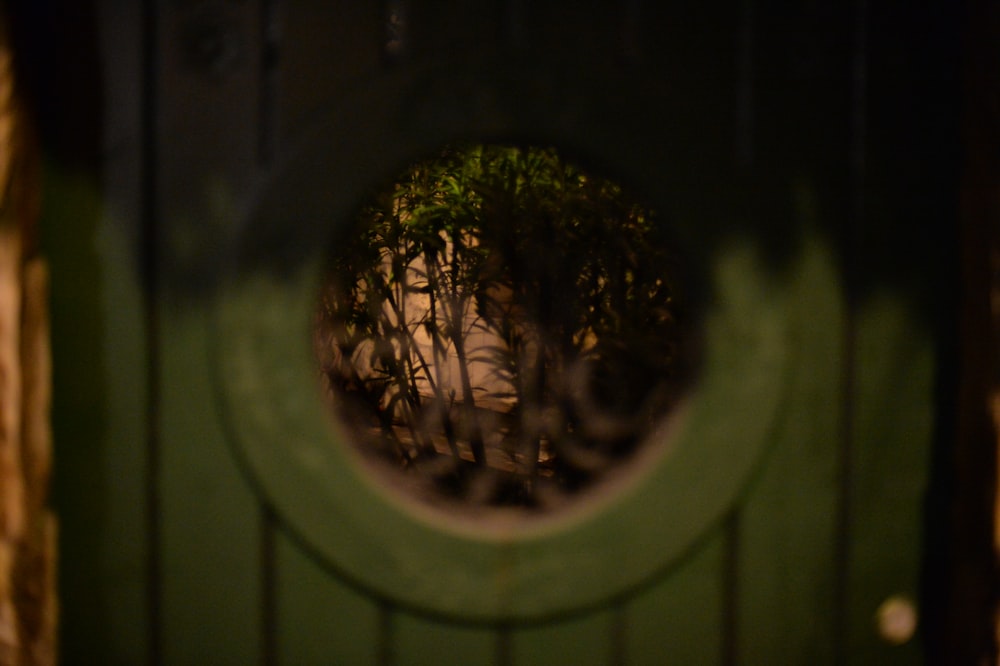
43, 1, 960, 663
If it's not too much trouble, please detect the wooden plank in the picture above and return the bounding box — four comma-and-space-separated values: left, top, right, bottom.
92, 159, 152, 663
158, 307, 262, 663
95, 1, 153, 650
278, 0, 383, 144
843, 297, 931, 664
731, 2, 853, 659
155, 0, 264, 292
44, 164, 152, 662
274, 528, 381, 666
391, 612, 496, 666
510, 610, 616, 666
736, 230, 843, 664
625, 526, 725, 665
154, 0, 267, 659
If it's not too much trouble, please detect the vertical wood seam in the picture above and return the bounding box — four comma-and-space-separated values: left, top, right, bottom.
140, 0, 163, 663
260, 505, 278, 666
727, 3, 752, 658
257, 2, 279, 660
833, 1, 868, 662
722, 509, 741, 666
378, 601, 395, 666
257, 0, 280, 166
609, 601, 627, 666
494, 623, 511, 666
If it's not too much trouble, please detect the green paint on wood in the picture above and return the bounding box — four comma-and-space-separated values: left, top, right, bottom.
91, 178, 152, 665
845, 295, 932, 663
159, 309, 262, 664
510, 610, 616, 666
392, 612, 496, 666
45, 164, 152, 662
738, 228, 843, 664
626, 526, 725, 665
275, 529, 380, 666
214, 232, 792, 620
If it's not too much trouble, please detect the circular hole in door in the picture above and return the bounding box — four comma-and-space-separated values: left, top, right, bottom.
314, 143, 697, 515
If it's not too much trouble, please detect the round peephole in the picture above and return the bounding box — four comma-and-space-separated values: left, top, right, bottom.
314, 143, 696, 517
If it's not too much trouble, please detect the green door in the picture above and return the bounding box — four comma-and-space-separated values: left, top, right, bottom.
47, 1, 958, 663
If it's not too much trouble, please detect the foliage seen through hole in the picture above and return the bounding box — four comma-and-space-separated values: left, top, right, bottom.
316, 144, 688, 512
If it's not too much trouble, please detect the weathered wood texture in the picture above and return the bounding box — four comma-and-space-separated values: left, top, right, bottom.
0, 10, 55, 665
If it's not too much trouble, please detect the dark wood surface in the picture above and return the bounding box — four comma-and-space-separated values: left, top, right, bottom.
18, 0, 976, 663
